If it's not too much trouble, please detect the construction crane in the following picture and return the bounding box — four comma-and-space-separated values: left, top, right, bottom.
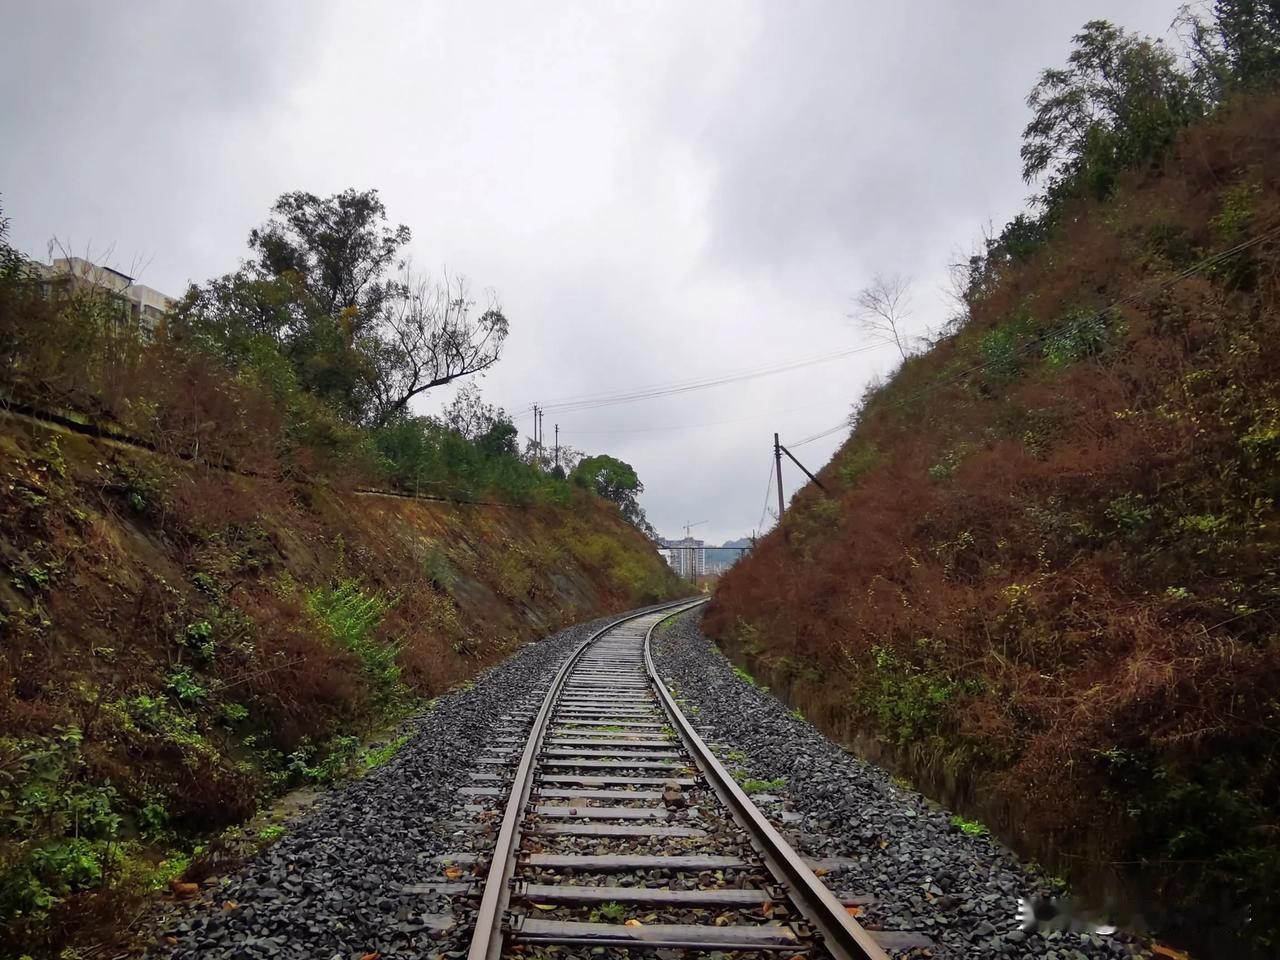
683, 520, 708, 539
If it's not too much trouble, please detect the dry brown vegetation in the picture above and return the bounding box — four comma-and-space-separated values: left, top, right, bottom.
0, 413, 676, 954
707, 94, 1280, 950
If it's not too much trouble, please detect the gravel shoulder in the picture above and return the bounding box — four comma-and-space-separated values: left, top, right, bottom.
652, 608, 1155, 960
155, 607, 657, 960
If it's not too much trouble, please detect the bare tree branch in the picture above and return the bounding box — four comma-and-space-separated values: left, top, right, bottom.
850, 273, 914, 361
366, 267, 509, 426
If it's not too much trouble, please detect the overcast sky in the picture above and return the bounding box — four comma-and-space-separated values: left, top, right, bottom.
2, 0, 1186, 544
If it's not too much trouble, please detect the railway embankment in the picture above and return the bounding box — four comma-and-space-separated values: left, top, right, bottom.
704, 91, 1280, 960
0, 415, 678, 956
655, 609, 1155, 960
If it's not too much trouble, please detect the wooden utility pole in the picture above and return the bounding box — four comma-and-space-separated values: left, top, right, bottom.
774, 432, 785, 519
554, 423, 559, 471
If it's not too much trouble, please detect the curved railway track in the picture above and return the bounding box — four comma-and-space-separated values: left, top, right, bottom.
465, 599, 891, 960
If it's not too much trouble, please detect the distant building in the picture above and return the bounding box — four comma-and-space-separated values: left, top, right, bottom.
32, 256, 176, 332
663, 537, 706, 579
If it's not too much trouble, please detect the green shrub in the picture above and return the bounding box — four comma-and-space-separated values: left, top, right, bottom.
1042, 309, 1114, 368
0, 729, 124, 928
307, 579, 407, 713
862, 646, 957, 746
836, 443, 882, 487
740, 776, 787, 794
166, 667, 208, 704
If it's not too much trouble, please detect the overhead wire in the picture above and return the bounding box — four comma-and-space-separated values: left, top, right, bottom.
562, 398, 837, 437
791, 421, 850, 447
530, 341, 885, 414
756, 457, 776, 534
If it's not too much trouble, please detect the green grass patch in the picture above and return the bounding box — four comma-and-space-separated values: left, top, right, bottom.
950, 814, 989, 837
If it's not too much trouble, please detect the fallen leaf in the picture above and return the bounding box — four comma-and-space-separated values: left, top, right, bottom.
624, 918, 643, 927
170, 881, 199, 899
1152, 946, 1189, 960
444, 867, 463, 879
163, 937, 178, 946
359, 953, 381, 960
533, 903, 558, 911
845, 905, 863, 917
221, 900, 237, 911
761, 901, 774, 917
814, 867, 829, 877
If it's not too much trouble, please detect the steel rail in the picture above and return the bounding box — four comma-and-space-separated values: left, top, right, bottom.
465, 597, 705, 960
642, 610, 892, 960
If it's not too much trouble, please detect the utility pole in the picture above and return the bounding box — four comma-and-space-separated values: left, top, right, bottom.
771, 432, 828, 521
774, 432, 785, 519
538, 409, 545, 451
554, 423, 560, 471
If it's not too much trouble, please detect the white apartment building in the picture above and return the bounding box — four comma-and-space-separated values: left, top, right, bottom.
33, 256, 176, 332
663, 537, 706, 579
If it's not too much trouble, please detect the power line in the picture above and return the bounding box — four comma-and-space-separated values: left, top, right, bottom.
792, 421, 850, 447
562, 399, 836, 437
531, 342, 886, 415
756, 457, 776, 533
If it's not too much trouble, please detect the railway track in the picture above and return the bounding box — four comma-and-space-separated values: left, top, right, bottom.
465, 598, 891, 960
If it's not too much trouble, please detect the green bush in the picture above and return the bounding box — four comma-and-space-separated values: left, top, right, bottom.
1042, 309, 1114, 368
862, 646, 957, 746
0, 729, 124, 930
307, 579, 407, 713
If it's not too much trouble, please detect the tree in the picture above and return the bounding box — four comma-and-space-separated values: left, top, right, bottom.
365, 270, 508, 426
0, 200, 30, 287
441, 384, 518, 457
171, 188, 509, 425
1178, 1, 1280, 100
248, 188, 410, 331
851, 273, 915, 360
571, 454, 655, 535
1021, 21, 1200, 202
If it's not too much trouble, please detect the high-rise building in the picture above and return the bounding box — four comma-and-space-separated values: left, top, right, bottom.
662, 537, 706, 578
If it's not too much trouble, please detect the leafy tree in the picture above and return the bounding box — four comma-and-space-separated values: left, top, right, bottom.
571, 455, 655, 535
171, 188, 508, 425
441, 384, 518, 458
1179, 1, 1280, 99
248, 189, 410, 329
0, 200, 29, 286
1021, 20, 1201, 202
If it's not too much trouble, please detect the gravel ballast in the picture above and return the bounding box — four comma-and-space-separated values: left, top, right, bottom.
158, 601, 1157, 960
653, 608, 1156, 960
158, 607, 661, 960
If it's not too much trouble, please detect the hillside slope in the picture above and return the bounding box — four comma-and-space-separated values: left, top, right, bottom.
0, 411, 678, 955
706, 94, 1280, 954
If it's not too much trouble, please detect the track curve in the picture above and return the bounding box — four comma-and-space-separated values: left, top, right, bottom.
466, 599, 891, 960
